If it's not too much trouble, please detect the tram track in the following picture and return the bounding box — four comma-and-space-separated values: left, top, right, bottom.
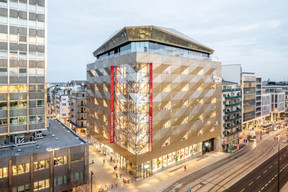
183, 139, 277, 192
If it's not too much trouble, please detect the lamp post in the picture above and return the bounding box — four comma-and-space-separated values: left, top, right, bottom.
91, 171, 94, 192
277, 135, 281, 192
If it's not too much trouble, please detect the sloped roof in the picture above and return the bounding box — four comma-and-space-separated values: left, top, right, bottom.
93, 25, 214, 57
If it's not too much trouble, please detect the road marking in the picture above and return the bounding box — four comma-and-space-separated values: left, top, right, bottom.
257, 175, 261, 180
249, 181, 254, 186
264, 170, 267, 173
275, 162, 277, 165
265, 183, 268, 187
240, 188, 245, 192
261, 187, 265, 191
269, 166, 273, 169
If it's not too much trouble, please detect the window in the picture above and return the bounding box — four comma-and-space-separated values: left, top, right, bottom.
0, 119, 7, 126
0, 102, 7, 110
53, 156, 67, 166
10, 67, 18, 76
71, 157, 84, 163
12, 163, 30, 175
71, 171, 83, 182
34, 179, 49, 191
0, 85, 7, 93
19, 117, 26, 125
37, 100, 44, 107
12, 184, 29, 192
19, 35, 26, 43
10, 117, 18, 126
0, 167, 8, 178
0, 33, 7, 41
29, 116, 36, 124
19, 101, 27, 108
19, 68, 27, 76
54, 176, 67, 186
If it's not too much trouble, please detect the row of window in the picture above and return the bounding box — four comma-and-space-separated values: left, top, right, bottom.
0, 67, 44, 76
0, 100, 45, 109
0, 16, 45, 29
12, 184, 29, 192
0, 167, 8, 178
0, 33, 45, 44
0, 50, 45, 60
0, 1, 45, 14
0, 115, 45, 126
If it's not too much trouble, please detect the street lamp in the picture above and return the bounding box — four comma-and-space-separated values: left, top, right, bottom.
277, 135, 280, 192
91, 171, 94, 192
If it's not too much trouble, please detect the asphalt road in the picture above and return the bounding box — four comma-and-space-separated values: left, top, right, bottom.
162, 130, 287, 192
162, 139, 271, 192
226, 144, 288, 192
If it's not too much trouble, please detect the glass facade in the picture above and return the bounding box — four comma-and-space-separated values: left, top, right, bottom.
0, 0, 46, 136
97, 41, 210, 61
114, 63, 150, 155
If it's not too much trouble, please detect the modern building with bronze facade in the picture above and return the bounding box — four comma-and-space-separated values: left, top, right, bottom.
87, 26, 222, 179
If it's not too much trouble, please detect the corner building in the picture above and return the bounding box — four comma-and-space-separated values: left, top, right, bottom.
87, 26, 222, 179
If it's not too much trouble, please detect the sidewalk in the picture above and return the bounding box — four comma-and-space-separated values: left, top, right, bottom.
89, 146, 230, 192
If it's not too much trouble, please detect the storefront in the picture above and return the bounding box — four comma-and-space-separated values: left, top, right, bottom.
151, 143, 201, 172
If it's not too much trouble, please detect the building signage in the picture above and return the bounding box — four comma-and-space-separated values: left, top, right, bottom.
149, 63, 153, 152
110, 66, 114, 143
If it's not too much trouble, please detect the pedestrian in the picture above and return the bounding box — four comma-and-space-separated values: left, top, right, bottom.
115, 173, 118, 179
184, 165, 187, 171
103, 159, 105, 164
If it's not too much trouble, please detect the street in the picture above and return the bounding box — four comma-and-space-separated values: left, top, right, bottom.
226, 145, 288, 192
162, 128, 288, 192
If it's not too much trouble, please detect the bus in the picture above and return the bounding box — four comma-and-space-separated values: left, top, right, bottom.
248, 131, 256, 141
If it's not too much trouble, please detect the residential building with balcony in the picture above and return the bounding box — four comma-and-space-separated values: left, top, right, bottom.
87, 26, 222, 179
69, 82, 87, 136
256, 76, 262, 118
221, 80, 242, 152
264, 87, 286, 121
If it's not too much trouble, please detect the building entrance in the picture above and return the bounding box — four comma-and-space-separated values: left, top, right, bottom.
202, 138, 214, 153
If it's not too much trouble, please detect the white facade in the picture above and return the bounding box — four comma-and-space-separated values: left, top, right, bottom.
261, 93, 271, 117
56, 95, 70, 119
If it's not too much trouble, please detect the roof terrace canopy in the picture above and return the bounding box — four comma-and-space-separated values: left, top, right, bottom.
93, 26, 214, 57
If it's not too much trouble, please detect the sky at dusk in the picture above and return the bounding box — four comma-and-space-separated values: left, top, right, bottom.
47, 0, 288, 82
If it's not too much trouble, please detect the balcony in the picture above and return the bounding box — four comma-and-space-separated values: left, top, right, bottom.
225, 95, 241, 99
225, 102, 241, 107
224, 129, 242, 137
225, 122, 241, 129
225, 116, 242, 122
224, 109, 241, 115
223, 88, 241, 92
78, 104, 87, 107
77, 111, 86, 114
